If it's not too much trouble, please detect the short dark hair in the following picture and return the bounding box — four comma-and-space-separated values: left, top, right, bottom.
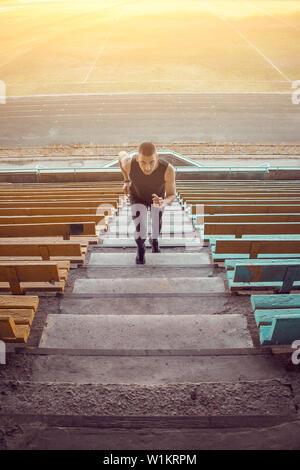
138, 142, 156, 157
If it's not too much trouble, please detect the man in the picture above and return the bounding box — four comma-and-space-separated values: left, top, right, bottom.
118, 142, 176, 264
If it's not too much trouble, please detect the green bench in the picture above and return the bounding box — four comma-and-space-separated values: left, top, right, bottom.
185, 203, 300, 216
211, 238, 300, 263
251, 294, 300, 345
194, 205, 300, 217
194, 216, 300, 230
200, 213, 300, 224
204, 222, 300, 239
225, 260, 300, 293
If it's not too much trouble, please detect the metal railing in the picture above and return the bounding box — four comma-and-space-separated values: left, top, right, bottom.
0, 149, 299, 175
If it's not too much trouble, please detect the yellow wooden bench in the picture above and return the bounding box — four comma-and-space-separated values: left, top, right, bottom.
0, 186, 123, 191
0, 207, 115, 216
0, 295, 39, 343
0, 198, 121, 204
0, 241, 86, 264
0, 214, 107, 227
0, 190, 123, 196
0, 222, 96, 240
0, 200, 120, 209
0, 236, 98, 245
0, 260, 70, 294
0, 316, 30, 343
0, 295, 39, 326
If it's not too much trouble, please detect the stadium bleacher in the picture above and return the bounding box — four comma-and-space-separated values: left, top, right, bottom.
2, 175, 300, 347
0, 181, 124, 343
177, 179, 300, 346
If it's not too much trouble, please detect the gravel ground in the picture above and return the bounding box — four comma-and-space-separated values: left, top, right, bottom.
1, 142, 300, 158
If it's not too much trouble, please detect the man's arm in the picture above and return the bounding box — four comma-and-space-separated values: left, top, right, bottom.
152, 164, 176, 207
118, 151, 132, 196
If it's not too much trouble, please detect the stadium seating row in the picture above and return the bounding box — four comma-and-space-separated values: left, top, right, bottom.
0, 181, 124, 343
177, 180, 300, 346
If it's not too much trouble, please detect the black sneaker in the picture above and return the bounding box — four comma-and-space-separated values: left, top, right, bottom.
136, 244, 146, 264
149, 237, 161, 253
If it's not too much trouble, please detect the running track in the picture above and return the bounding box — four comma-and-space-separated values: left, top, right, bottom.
0, 92, 299, 146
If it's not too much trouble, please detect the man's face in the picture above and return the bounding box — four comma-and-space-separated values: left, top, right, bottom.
137, 152, 158, 175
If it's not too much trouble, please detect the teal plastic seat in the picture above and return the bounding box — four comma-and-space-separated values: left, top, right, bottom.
251, 294, 300, 311
259, 315, 300, 345
251, 294, 300, 345
226, 262, 300, 293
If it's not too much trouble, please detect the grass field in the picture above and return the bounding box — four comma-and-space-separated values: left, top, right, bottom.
0, 0, 300, 95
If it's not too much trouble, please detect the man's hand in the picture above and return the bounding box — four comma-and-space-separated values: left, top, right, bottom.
123, 181, 131, 197
152, 193, 164, 207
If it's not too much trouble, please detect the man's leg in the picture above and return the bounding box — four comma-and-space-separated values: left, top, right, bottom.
131, 202, 148, 264
150, 204, 164, 253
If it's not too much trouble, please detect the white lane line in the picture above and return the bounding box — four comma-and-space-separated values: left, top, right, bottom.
0, 2, 134, 69
243, 0, 300, 32
81, 0, 141, 83
82, 7, 125, 84
203, 1, 293, 83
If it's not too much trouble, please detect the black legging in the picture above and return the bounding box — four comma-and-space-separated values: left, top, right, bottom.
130, 202, 164, 243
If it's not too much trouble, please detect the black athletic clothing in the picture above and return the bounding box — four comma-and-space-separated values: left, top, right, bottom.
129, 155, 168, 206
131, 203, 164, 242
129, 156, 167, 243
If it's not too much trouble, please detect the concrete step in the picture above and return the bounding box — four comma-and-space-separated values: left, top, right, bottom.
84, 266, 214, 279
73, 277, 224, 294
60, 294, 227, 316
0, 379, 295, 433
100, 238, 203, 247
108, 223, 193, 231
39, 314, 251, 349
106, 226, 194, 234
104, 232, 197, 239
1, 413, 298, 450
112, 214, 192, 223
1, 353, 286, 384
88, 252, 210, 266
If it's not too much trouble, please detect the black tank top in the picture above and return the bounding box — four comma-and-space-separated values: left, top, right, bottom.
129, 155, 168, 205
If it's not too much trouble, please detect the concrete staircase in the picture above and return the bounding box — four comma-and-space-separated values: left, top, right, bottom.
0, 200, 298, 450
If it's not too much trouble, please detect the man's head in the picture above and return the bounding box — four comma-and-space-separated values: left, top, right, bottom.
137, 142, 158, 175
